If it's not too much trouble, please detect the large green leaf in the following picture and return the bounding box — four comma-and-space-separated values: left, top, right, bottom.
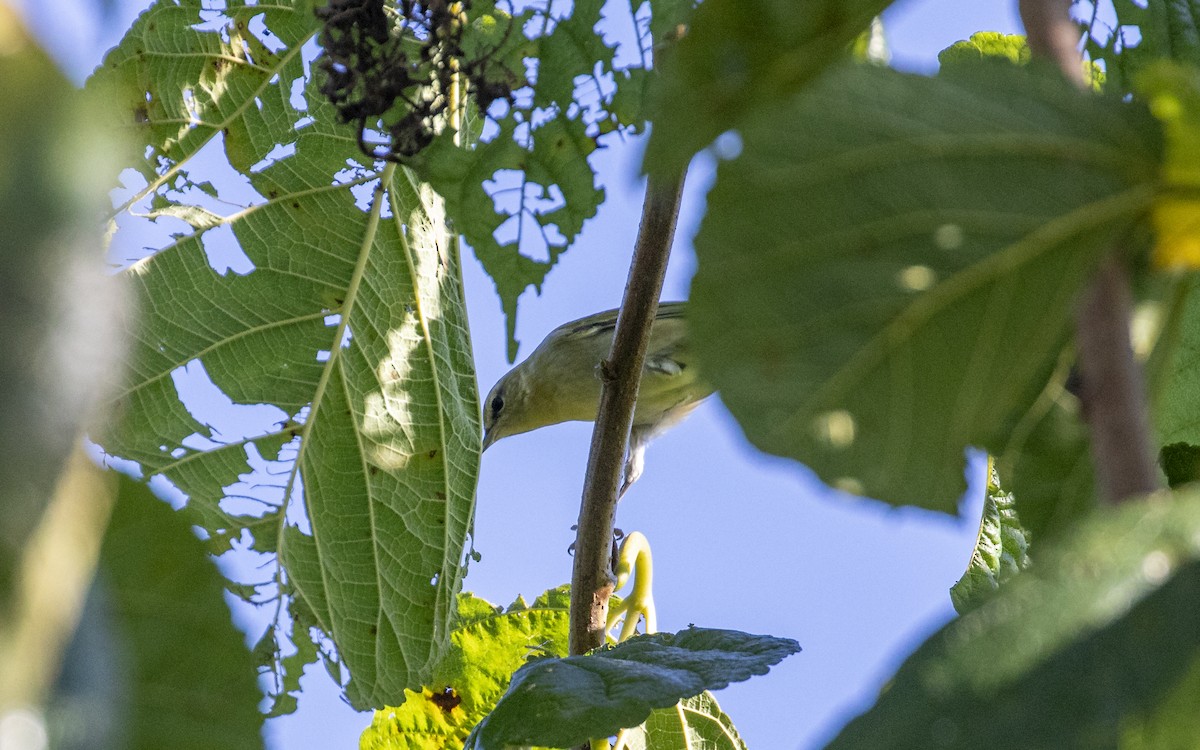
825, 489, 1200, 749
690, 61, 1162, 513
98, 476, 263, 750
467, 628, 799, 749
90, 0, 480, 709
643, 0, 893, 173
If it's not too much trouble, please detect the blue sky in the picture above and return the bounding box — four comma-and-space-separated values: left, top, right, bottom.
19, 0, 1024, 747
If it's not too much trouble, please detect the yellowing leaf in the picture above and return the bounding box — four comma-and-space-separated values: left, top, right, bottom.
1138, 63, 1200, 269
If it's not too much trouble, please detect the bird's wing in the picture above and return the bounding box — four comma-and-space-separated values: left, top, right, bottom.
552, 301, 689, 341
643, 310, 692, 377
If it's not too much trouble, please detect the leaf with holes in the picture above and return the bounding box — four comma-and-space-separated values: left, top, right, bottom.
689, 61, 1162, 513
415, 0, 644, 359
90, 0, 479, 710
1084, 0, 1200, 92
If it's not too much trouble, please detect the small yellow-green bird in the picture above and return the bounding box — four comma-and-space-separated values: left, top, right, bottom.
481, 302, 713, 496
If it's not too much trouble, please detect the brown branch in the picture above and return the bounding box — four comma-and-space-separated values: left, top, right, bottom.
1018, 0, 1087, 88
1074, 259, 1161, 500
568, 169, 686, 657
1019, 0, 1160, 503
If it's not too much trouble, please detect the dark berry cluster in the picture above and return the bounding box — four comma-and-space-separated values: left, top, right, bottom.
316, 0, 519, 161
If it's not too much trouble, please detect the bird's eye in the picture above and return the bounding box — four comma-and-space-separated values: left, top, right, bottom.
490, 394, 504, 418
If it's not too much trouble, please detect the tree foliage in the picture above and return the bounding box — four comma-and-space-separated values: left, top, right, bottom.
8, 0, 1200, 748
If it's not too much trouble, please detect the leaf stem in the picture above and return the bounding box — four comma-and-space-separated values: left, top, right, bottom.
568, 168, 686, 657
1019, 0, 1160, 504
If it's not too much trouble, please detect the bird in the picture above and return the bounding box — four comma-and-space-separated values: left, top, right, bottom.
481, 302, 713, 497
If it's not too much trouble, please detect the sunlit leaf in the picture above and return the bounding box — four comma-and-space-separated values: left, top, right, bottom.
950, 462, 1031, 613
91, 0, 479, 710
362, 587, 572, 750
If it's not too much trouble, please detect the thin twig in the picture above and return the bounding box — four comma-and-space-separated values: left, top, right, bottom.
568, 169, 686, 657
1019, 0, 1160, 503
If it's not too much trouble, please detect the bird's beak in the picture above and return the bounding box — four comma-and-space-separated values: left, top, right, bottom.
481, 427, 498, 452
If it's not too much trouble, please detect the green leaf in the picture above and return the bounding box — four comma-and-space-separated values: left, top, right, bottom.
950, 463, 1031, 614
415, 0, 635, 358
1150, 274, 1200, 487
937, 31, 1030, 69
99, 476, 263, 750
1154, 275, 1200, 447
644, 0, 893, 173
689, 61, 1161, 513
939, 32, 1104, 90
1088, 0, 1200, 92
91, 0, 480, 709
415, 115, 597, 360
467, 628, 799, 749
997, 382, 1096, 544
364, 590, 756, 750
262, 611, 322, 718
620, 692, 748, 750
1138, 0, 1200, 67
825, 489, 1200, 749
361, 587, 573, 750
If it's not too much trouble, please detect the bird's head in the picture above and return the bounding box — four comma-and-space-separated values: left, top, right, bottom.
481, 364, 535, 451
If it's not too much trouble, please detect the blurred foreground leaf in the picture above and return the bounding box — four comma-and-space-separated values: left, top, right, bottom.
690, 61, 1161, 513
99, 476, 263, 750
826, 489, 1200, 749
997, 385, 1096, 544
0, 5, 126, 600
1084, 0, 1200, 92
1152, 273, 1200, 486
644, 0, 892, 172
